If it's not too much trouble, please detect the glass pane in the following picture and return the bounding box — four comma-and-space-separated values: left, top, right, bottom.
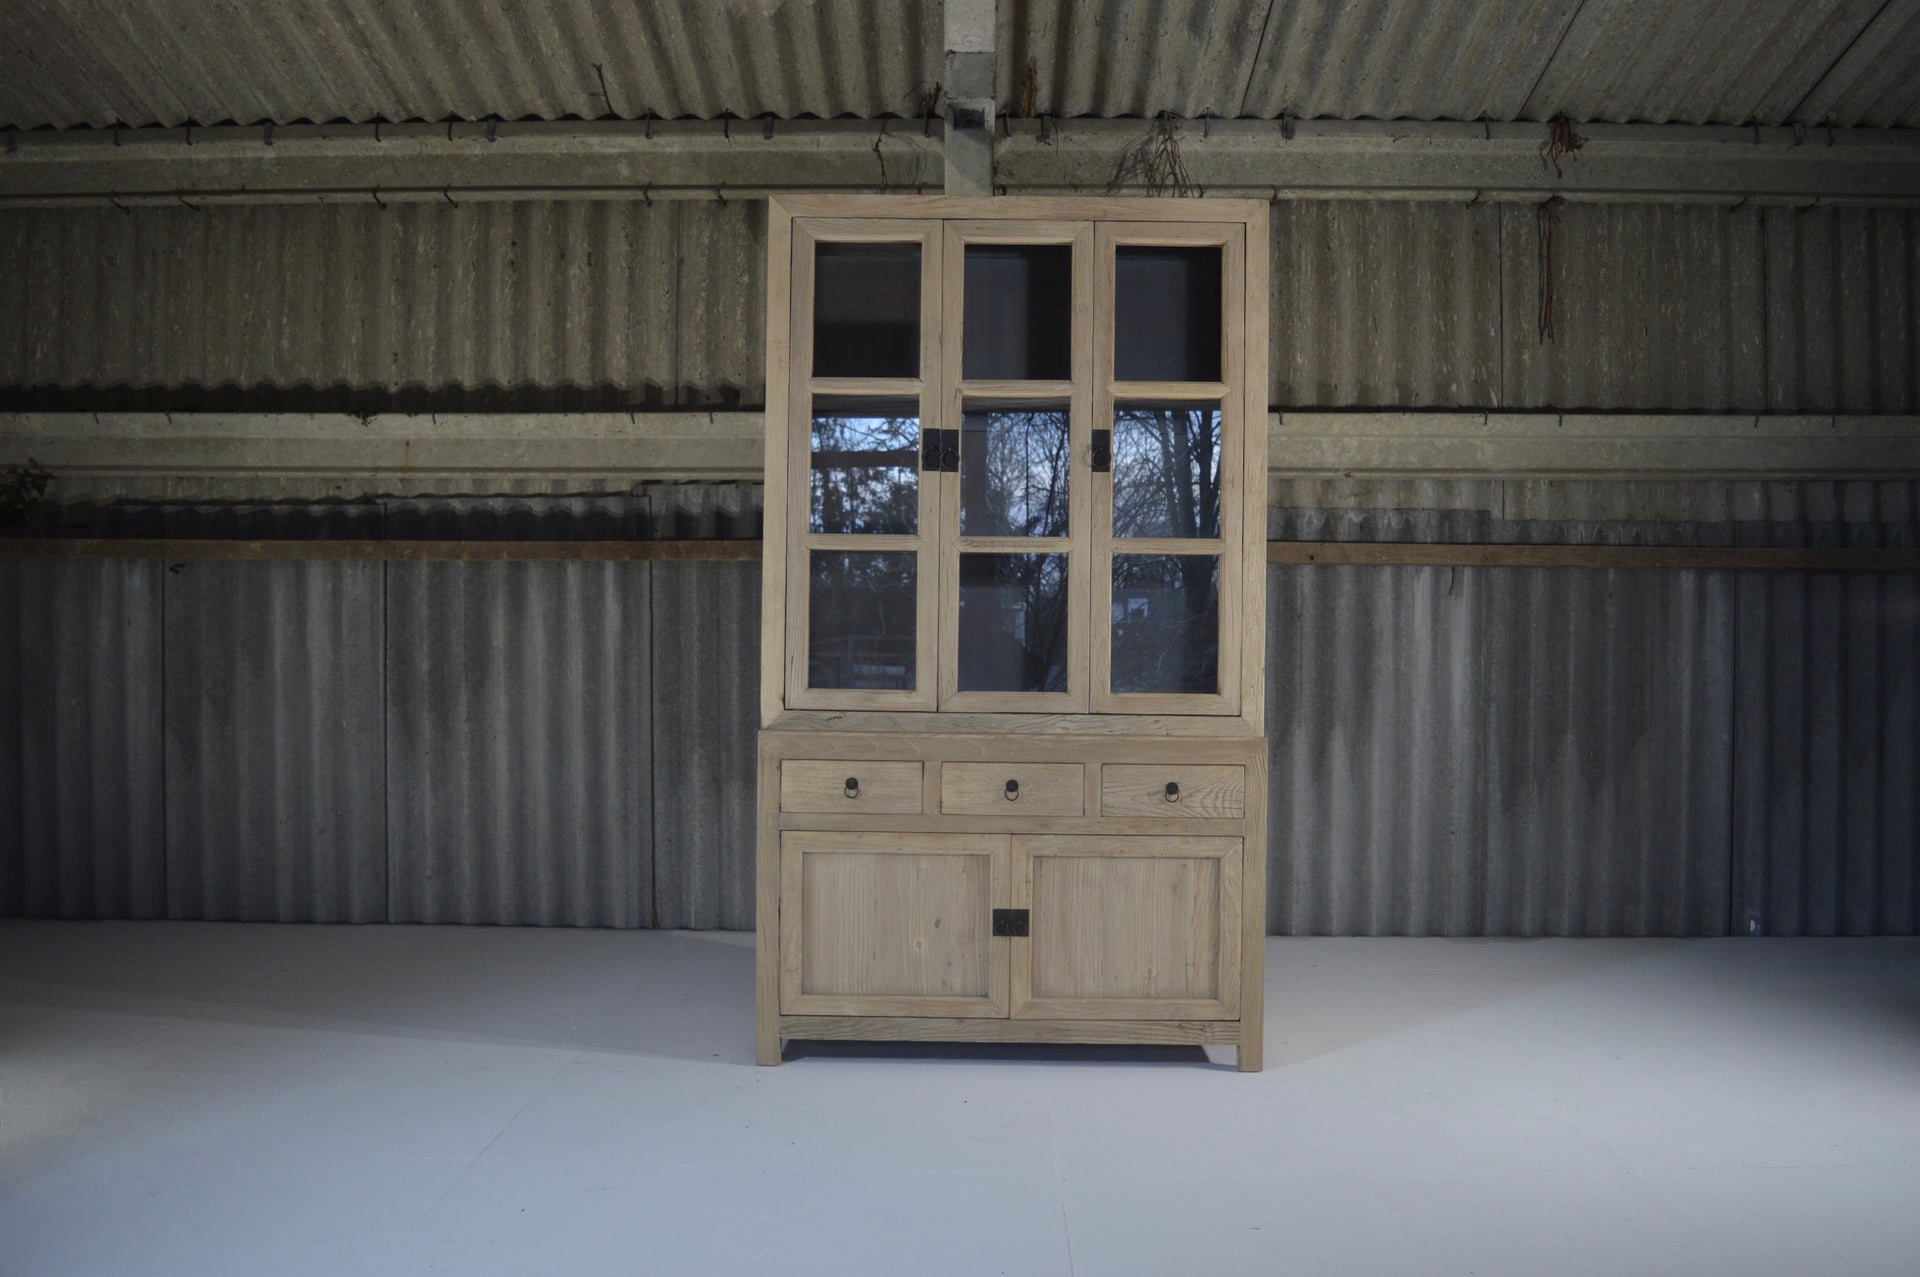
813, 242, 920, 378
1111, 403, 1221, 539
809, 551, 917, 691
963, 244, 1072, 381
810, 397, 919, 534
1110, 555, 1218, 696
958, 554, 1069, 694
960, 402, 1070, 537
1114, 245, 1222, 382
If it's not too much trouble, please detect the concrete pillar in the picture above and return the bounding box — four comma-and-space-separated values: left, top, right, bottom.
944, 0, 996, 194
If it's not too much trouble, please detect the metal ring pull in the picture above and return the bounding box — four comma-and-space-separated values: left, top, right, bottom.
1165, 781, 1181, 803
844, 776, 860, 799
1004, 778, 1020, 801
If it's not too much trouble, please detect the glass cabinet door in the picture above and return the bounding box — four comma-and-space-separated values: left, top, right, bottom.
786, 222, 943, 710
938, 222, 1093, 710
781, 213, 1247, 718
1093, 224, 1245, 714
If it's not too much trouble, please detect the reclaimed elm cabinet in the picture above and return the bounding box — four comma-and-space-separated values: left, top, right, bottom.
757, 196, 1268, 1069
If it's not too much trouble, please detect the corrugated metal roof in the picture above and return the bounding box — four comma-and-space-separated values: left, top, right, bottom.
0, 556, 165, 918
0, 0, 941, 129
1228, 0, 1585, 124
1517, 0, 1894, 127
163, 558, 387, 922
0, 1, 1912, 131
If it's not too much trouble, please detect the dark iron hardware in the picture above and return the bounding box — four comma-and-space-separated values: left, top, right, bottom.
1091, 429, 1111, 472
940, 427, 960, 472
992, 908, 1030, 937
923, 429, 941, 472
1004, 778, 1020, 801
1165, 781, 1181, 803
844, 776, 860, 798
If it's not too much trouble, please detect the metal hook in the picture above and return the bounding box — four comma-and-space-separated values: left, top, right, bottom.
371, 187, 386, 210
442, 187, 458, 208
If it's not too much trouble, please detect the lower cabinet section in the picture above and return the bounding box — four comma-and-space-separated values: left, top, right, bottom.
779, 831, 1240, 1023
779, 832, 1009, 1017
1015, 835, 1240, 1020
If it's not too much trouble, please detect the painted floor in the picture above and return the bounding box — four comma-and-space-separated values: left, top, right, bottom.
0, 922, 1915, 1276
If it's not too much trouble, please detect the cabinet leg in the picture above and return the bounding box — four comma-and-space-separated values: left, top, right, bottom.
1237, 1024, 1263, 1073
756, 1028, 784, 1066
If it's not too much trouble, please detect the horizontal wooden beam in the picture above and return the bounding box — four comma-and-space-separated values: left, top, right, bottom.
0, 538, 763, 563
1266, 543, 1920, 571
4, 537, 1913, 571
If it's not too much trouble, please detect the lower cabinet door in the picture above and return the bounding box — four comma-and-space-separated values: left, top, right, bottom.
1011, 835, 1241, 1020
779, 831, 1010, 1017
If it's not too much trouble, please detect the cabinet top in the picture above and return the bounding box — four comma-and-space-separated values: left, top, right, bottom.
770, 194, 1270, 224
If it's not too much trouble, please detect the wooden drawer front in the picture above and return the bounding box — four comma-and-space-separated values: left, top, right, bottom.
1101, 764, 1246, 819
942, 763, 1085, 816
781, 761, 923, 814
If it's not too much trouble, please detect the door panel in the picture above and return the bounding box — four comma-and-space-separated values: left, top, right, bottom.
780, 832, 1009, 1017
1012, 835, 1240, 1020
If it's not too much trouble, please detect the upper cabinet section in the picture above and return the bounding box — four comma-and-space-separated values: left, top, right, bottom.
812, 242, 921, 379
1114, 245, 1223, 384
963, 243, 1073, 382
765, 198, 1267, 728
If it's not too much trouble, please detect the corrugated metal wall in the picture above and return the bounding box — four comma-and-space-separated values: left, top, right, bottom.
0, 556, 165, 918
163, 559, 386, 922
3, 482, 1913, 936
0, 200, 767, 413
4, 199, 1911, 415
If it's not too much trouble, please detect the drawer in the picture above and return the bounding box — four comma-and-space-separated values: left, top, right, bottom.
1101, 764, 1245, 819
942, 762, 1085, 816
781, 760, 923, 814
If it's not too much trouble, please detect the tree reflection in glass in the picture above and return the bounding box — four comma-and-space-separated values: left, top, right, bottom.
810, 397, 919, 535
960, 403, 1070, 538
809, 550, 917, 690
1110, 554, 1218, 695
958, 553, 1069, 693
1111, 404, 1221, 539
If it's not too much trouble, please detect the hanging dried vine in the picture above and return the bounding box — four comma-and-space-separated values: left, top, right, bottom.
1541, 115, 1584, 178
1109, 113, 1197, 197
1536, 194, 1566, 343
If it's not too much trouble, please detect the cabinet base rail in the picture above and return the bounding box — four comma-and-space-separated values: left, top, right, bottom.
778, 1015, 1244, 1046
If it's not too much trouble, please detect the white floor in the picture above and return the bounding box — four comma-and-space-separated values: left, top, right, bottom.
0, 925, 1915, 1277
